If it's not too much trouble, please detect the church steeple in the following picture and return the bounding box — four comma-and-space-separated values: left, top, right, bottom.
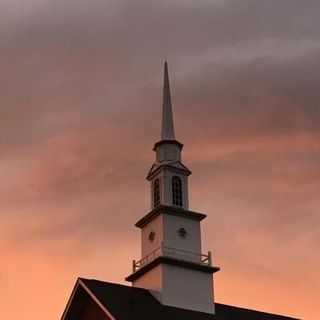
161, 61, 175, 140
126, 63, 219, 315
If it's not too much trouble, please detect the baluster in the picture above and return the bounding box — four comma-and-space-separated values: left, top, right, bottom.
208, 251, 212, 266
133, 260, 136, 272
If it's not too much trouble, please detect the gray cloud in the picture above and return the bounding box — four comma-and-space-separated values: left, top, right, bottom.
1, 0, 319, 245
0, 1, 319, 319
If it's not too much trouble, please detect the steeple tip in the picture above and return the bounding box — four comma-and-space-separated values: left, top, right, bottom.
161, 61, 175, 140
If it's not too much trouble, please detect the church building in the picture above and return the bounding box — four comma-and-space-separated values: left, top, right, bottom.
61, 63, 298, 320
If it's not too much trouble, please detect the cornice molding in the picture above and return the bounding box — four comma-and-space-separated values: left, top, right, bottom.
153, 139, 184, 151
135, 205, 207, 228
146, 161, 192, 180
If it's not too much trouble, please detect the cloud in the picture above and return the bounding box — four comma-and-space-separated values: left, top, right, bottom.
0, 1, 319, 319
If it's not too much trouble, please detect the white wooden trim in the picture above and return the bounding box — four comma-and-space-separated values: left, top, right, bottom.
60, 278, 116, 320
79, 279, 117, 320
60, 280, 81, 320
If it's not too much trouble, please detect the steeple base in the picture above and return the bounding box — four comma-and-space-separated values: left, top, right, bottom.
127, 260, 218, 314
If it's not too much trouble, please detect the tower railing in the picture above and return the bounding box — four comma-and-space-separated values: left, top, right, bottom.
132, 242, 212, 273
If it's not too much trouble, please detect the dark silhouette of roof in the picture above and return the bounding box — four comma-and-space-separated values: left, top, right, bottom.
66, 278, 298, 320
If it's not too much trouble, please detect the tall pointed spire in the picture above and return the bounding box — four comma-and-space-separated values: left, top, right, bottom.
161, 61, 175, 140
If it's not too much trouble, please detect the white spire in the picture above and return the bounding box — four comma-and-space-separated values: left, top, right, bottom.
161, 61, 176, 140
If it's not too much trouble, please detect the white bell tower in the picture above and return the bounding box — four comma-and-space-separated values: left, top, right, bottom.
126, 62, 219, 314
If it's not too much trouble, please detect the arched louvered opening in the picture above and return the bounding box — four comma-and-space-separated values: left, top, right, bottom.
153, 178, 160, 208
172, 176, 183, 207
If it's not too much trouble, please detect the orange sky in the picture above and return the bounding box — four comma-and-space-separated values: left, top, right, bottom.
1, 1, 319, 319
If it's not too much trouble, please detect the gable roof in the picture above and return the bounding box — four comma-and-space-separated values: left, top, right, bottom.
61, 278, 298, 320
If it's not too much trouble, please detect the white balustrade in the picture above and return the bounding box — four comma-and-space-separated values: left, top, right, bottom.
132, 242, 212, 272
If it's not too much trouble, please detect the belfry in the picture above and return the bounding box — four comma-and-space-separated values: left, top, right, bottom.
126, 61, 220, 314
61, 63, 298, 320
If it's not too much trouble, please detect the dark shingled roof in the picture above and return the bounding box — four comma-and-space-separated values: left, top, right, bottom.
79, 278, 298, 320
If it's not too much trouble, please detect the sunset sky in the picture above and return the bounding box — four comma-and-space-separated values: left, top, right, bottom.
1, 1, 319, 319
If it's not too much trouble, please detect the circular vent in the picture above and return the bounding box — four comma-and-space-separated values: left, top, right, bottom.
178, 227, 187, 238
148, 231, 156, 242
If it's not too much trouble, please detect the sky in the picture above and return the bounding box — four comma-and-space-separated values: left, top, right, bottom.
0, 0, 319, 319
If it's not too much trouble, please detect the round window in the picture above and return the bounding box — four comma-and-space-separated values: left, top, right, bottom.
148, 231, 156, 242
178, 227, 187, 238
